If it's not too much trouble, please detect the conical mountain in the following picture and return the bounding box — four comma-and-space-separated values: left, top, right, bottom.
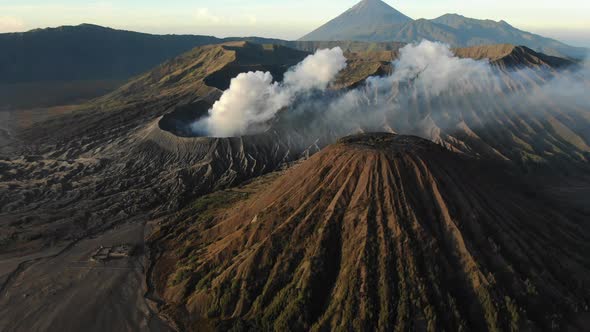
299, 0, 586, 59
300, 0, 412, 41
152, 133, 590, 331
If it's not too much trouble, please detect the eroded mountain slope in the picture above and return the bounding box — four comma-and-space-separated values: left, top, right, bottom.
2, 42, 587, 255
152, 133, 590, 331
1, 42, 589, 331
0, 42, 311, 331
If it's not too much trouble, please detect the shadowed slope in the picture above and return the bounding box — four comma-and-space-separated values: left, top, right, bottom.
0, 24, 298, 85
0, 42, 310, 261
17, 42, 308, 146
152, 133, 590, 331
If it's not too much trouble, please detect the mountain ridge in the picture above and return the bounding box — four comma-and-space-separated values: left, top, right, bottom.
151, 133, 590, 331
299, 0, 587, 59
0, 24, 289, 85
1, 20, 584, 89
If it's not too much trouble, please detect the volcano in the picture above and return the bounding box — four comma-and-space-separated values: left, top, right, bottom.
300, 0, 586, 59
2, 39, 589, 331
300, 0, 412, 42
152, 133, 590, 331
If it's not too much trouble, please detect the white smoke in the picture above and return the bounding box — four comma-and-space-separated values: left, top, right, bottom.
308, 41, 503, 131
525, 58, 590, 109
194, 71, 289, 137
296, 40, 590, 146
380, 41, 495, 96
192, 40, 589, 149
283, 47, 347, 90
193, 47, 346, 137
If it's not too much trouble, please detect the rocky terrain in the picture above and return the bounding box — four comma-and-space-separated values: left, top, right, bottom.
151, 133, 590, 331
0, 41, 589, 331
0, 42, 322, 331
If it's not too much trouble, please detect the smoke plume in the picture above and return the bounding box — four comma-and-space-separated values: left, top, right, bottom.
193, 40, 589, 149
193, 47, 346, 137
306, 40, 589, 139
383, 41, 495, 95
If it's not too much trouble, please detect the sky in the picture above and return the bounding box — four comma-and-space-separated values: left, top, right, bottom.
0, 0, 589, 47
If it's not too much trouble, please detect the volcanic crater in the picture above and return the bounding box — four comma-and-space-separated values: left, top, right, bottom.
150, 133, 590, 331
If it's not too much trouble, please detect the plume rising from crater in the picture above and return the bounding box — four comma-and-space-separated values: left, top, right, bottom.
190, 41, 589, 168
301, 41, 589, 137
193, 47, 347, 137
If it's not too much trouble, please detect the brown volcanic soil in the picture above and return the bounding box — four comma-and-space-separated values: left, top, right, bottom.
0, 42, 588, 331
0, 42, 311, 332
152, 133, 590, 331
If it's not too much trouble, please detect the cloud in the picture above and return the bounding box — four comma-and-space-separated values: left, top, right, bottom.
246, 15, 258, 26
193, 8, 258, 27
0, 16, 25, 33
194, 8, 222, 24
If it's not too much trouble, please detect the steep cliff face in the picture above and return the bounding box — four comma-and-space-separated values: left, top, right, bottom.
152, 133, 590, 331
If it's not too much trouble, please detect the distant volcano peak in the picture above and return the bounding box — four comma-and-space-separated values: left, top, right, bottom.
349, 0, 411, 19
300, 0, 412, 41
299, 0, 585, 59
353, 0, 402, 10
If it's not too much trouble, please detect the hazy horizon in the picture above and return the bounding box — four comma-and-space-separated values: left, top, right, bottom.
0, 0, 589, 47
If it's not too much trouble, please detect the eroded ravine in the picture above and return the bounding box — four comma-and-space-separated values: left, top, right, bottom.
151, 134, 590, 331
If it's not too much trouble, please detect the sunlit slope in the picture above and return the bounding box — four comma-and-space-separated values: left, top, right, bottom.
152, 133, 590, 331
5, 42, 587, 252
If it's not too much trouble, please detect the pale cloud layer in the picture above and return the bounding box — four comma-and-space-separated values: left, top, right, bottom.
0, 0, 588, 45
0, 16, 25, 33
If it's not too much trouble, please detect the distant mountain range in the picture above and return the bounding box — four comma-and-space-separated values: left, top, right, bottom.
1, 10, 586, 87
1, 3, 587, 110
0, 23, 388, 88
300, 0, 587, 59
0, 24, 296, 108
2, 3, 587, 86
0, 24, 288, 85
